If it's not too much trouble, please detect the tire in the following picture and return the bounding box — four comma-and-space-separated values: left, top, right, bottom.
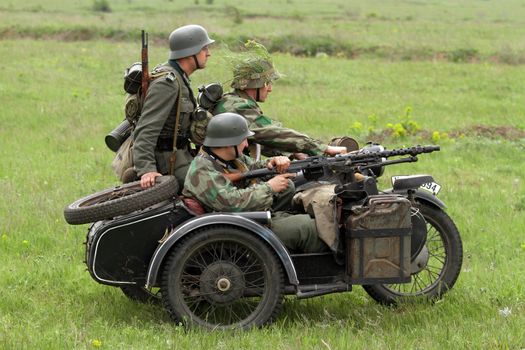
161, 226, 284, 330
120, 285, 161, 304
64, 176, 179, 225
363, 203, 463, 305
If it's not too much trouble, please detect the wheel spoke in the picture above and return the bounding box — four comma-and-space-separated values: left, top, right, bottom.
163, 229, 284, 329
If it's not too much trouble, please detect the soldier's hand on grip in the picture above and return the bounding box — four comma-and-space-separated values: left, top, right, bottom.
267, 156, 291, 174
267, 173, 295, 193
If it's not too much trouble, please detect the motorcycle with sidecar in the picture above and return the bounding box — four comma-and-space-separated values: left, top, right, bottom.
64, 143, 463, 329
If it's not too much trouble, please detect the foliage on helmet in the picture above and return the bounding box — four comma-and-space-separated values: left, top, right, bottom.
230, 40, 281, 89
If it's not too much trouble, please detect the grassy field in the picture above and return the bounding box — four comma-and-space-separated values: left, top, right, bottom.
1, 0, 524, 349
2, 0, 525, 62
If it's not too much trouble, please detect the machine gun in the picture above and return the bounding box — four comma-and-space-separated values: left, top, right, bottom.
224, 145, 440, 183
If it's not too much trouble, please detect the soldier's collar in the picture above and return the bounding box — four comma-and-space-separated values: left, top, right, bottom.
201, 146, 234, 169
168, 60, 191, 84
235, 89, 254, 102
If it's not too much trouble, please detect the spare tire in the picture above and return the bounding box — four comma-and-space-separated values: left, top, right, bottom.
64, 176, 179, 225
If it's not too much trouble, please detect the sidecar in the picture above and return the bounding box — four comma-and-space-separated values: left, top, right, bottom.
86, 199, 350, 328
83, 172, 460, 330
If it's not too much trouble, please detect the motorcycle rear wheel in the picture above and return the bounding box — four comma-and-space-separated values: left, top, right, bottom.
363, 203, 463, 304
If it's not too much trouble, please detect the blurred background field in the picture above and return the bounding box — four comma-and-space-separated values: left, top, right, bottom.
2, 0, 525, 63
0, 0, 524, 349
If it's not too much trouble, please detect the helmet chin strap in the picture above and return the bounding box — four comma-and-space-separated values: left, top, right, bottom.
233, 145, 240, 158
256, 88, 260, 102
192, 55, 201, 70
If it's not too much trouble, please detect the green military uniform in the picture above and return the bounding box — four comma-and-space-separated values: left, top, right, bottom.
212, 90, 326, 157
132, 61, 196, 186
182, 149, 328, 253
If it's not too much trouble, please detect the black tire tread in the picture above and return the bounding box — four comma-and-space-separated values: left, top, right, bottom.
161, 225, 284, 329
120, 285, 161, 304
64, 176, 178, 225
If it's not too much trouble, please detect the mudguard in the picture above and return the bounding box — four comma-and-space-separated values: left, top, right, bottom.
384, 188, 446, 209
146, 213, 299, 288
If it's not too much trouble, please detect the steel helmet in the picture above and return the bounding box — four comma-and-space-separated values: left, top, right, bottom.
169, 24, 215, 60
203, 113, 254, 147
231, 57, 281, 90
230, 40, 280, 90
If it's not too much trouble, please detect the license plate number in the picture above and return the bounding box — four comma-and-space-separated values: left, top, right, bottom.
419, 181, 441, 195
391, 176, 442, 195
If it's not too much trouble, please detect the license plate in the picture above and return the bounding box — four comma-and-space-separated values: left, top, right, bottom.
419, 181, 441, 195
391, 176, 442, 195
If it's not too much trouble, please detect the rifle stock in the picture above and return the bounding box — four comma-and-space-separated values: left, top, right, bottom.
222, 172, 244, 183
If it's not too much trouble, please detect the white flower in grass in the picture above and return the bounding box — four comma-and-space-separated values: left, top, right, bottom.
498, 306, 511, 317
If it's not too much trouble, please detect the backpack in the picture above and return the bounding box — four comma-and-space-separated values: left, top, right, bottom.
189, 82, 223, 145
123, 62, 172, 126
109, 62, 173, 182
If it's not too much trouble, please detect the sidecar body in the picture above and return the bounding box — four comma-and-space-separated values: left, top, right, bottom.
86, 195, 416, 300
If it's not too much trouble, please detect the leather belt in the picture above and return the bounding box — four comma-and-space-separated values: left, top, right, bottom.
156, 137, 189, 151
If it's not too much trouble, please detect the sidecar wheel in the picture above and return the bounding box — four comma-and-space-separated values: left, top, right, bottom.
120, 285, 161, 304
363, 203, 463, 304
161, 226, 284, 330
64, 176, 178, 225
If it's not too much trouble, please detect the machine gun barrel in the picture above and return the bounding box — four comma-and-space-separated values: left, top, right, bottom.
233, 145, 440, 181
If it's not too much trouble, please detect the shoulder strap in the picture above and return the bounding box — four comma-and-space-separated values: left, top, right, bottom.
169, 74, 183, 175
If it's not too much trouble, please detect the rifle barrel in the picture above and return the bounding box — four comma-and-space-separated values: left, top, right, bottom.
141, 30, 149, 99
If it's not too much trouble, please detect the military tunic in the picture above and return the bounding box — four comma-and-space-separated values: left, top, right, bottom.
182, 151, 328, 253
132, 61, 196, 187
212, 90, 326, 157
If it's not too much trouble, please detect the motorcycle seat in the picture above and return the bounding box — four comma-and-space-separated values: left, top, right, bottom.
181, 197, 206, 216
392, 175, 434, 191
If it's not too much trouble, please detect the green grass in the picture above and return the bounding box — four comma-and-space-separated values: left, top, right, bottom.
2, 0, 525, 62
1, 2, 525, 349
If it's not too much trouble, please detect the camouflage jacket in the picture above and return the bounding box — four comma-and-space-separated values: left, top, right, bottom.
212, 90, 326, 157
132, 61, 196, 177
182, 150, 274, 212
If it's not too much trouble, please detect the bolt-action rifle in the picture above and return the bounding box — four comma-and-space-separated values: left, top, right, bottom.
223, 145, 440, 183
141, 30, 149, 102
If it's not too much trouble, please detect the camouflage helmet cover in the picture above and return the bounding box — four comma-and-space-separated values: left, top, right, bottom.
203, 112, 255, 147
231, 40, 281, 90
169, 24, 215, 60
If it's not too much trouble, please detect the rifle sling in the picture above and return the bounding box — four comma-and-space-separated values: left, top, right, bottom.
169, 75, 183, 176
